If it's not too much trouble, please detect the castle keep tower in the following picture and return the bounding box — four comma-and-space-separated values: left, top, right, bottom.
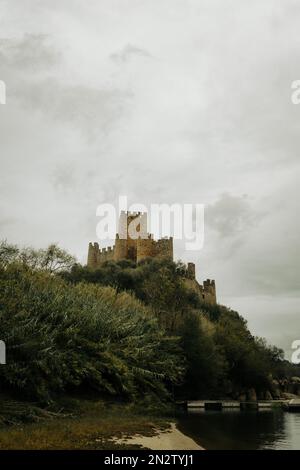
87, 211, 216, 304
87, 211, 173, 268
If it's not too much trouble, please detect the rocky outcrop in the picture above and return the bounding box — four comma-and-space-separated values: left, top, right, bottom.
270, 380, 281, 399
291, 377, 300, 395
268, 376, 300, 399
226, 376, 300, 401
247, 388, 257, 402
276, 376, 300, 397
264, 390, 273, 400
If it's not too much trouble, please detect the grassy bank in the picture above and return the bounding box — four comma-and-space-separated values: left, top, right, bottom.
0, 399, 169, 450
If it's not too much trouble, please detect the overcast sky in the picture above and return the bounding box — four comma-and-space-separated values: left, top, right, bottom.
0, 0, 299, 356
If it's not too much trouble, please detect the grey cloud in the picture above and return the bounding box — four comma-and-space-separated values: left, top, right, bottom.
110, 44, 152, 64
0, 34, 132, 140
241, 183, 300, 296
52, 163, 76, 193
206, 193, 258, 238
0, 34, 60, 71
212, 177, 300, 298
0, 217, 16, 230
17, 79, 132, 139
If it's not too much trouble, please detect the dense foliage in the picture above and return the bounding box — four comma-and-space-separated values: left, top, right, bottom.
0, 241, 298, 404
0, 243, 183, 403
62, 256, 299, 399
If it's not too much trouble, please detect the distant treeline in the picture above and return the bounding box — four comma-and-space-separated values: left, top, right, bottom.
0, 241, 298, 406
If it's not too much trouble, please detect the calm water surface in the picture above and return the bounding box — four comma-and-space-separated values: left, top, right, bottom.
178, 409, 300, 450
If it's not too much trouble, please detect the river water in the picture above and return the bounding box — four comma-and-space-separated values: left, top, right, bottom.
178, 409, 300, 450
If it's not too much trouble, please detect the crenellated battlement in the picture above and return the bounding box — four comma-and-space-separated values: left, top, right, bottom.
120, 210, 147, 216
183, 263, 216, 304
88, 212, 173, 267
200, 278, 217, 304
87, 212, 216, 304
87, 242, 115, 268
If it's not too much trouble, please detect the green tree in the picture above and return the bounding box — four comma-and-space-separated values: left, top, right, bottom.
0, 261, 183, 403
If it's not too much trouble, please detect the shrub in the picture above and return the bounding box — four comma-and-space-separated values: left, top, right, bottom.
0, 262, 183, 403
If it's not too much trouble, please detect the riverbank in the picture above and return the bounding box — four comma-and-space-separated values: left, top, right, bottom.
0, 399, 201, 450
112, 422, 203, 450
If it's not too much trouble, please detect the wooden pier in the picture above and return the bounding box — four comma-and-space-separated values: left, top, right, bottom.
286, 399, 300, 412
185, 400, 289, 411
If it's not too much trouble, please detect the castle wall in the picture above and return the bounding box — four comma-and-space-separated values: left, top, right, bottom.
136, 236, 155, 262
87, 242, 115, 268
87, 212, 216, 304
184, 277, 217, 305
136, 236, 173, 263
97, 246, 114, 263
153, 237, 173, 260
114, 235, 127, 261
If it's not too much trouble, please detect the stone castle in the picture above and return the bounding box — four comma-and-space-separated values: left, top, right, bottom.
87, 211, 216, 304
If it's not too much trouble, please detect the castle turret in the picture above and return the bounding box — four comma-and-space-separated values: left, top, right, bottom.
203, 279, 216, 304
187, 262, 195, 279
87, 242, 98, 269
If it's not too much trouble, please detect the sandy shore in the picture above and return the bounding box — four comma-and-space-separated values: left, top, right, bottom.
113, 422, 204, 450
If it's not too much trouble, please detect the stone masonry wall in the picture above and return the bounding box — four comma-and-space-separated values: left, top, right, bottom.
87, 212, 216, 304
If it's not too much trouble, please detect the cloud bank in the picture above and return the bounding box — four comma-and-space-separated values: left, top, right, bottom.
0, 0, 299, 355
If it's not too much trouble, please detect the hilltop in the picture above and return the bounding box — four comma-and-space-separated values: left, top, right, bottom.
1, 240, 299, 411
